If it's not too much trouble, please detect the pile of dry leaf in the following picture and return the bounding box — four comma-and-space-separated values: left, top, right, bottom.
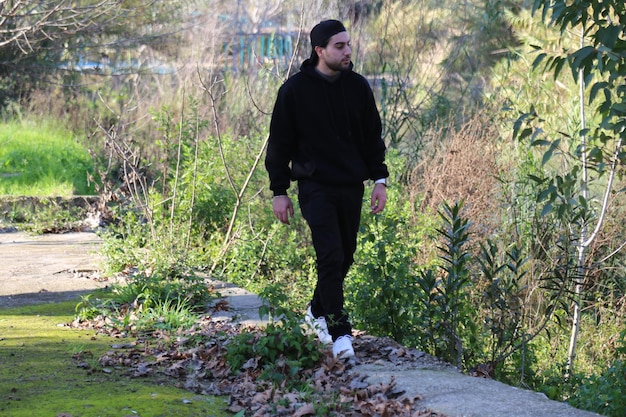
74, 306, 451, 417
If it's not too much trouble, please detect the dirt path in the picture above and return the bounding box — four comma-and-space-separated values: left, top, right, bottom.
0, 231, 108, 308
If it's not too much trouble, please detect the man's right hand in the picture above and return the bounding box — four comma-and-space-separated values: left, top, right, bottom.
272, 195, 294, 224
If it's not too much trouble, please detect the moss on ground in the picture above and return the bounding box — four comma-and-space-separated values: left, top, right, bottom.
0, 300, 231, 417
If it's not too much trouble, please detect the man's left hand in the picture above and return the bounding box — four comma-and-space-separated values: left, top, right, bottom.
370, 183, 387, 214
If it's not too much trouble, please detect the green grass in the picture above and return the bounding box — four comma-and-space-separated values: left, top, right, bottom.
0, 119, 96, 196
0, 298, 231, 417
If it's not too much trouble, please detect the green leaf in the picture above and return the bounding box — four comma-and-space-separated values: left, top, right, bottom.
612, 103, 626, 115
528, 174, 547, 184
550, 56, 567, 79
537, 188, 553, 202
571, 46, 596, 73
588, 147, 604, 163
513, 111, 536, 141
595, 24, 621, 49
589, 81, 609, 104
540, 202, 553, 217
531, 139, 551, 147
531, 0, 543, 16
520, 127, 533, 141
532, 52, 548, 69
542, 139, 561, 166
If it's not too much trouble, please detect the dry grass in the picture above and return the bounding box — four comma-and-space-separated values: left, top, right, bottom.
412, 113, 506, 239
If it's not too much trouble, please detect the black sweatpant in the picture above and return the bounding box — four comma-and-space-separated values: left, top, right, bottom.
298, 180, 364, 341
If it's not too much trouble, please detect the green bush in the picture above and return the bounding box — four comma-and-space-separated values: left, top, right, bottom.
346, 195, 432, 345
349, 199, 478, 367
346, 150, 437, 345
225, 287, 322, 386
568, 329, 626, 417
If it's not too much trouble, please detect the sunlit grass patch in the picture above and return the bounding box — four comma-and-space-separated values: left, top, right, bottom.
0, 119, 96, 196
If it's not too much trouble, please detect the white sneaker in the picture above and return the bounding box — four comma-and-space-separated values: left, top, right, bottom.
304, 306, 333, 345
332, 335, 355, 358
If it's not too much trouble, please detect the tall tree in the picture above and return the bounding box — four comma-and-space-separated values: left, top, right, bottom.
516, 0, 626, 375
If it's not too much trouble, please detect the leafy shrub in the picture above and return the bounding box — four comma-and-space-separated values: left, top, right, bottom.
568, 329, 626, 417
348, 198, 480, 368
346, 195, 430, 345
346, 150, 437, 346
225, 286, 322, 385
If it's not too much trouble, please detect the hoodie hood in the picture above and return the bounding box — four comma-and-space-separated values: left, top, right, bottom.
300, 58, 354, 79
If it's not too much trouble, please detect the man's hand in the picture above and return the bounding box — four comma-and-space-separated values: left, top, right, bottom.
370, 183, 387, 214
272, 195, 294, 224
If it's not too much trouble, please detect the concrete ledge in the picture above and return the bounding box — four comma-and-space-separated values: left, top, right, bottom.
356, 365, 602, 417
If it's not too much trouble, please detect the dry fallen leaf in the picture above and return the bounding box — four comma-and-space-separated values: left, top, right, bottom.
73, 310, 451, 417
293, 403, 315, 416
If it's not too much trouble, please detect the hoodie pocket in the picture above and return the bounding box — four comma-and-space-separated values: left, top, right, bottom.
291, 160, 316, 179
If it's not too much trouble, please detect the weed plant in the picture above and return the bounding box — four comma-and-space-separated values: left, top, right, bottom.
76, 245, 215, 336
75, 292, 117, 321
225, 286, 322, 387
136, 297, 199, 333
76, 282, 210, 336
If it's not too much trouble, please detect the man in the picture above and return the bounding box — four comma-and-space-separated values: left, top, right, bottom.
265, 19, 388, 358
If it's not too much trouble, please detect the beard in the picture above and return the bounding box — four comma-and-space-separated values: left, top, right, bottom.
327, 59, 351, 72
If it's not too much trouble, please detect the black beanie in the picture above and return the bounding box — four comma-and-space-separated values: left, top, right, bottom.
310, 19, 347, 48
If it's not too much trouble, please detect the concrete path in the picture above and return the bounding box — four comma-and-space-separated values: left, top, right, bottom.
207, 279, 269, 327
359, 364, 601, 417
0, 231, 108, 307
0, 231, 604, 417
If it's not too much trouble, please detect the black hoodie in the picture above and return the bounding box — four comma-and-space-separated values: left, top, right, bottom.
265, 59, 389, 196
